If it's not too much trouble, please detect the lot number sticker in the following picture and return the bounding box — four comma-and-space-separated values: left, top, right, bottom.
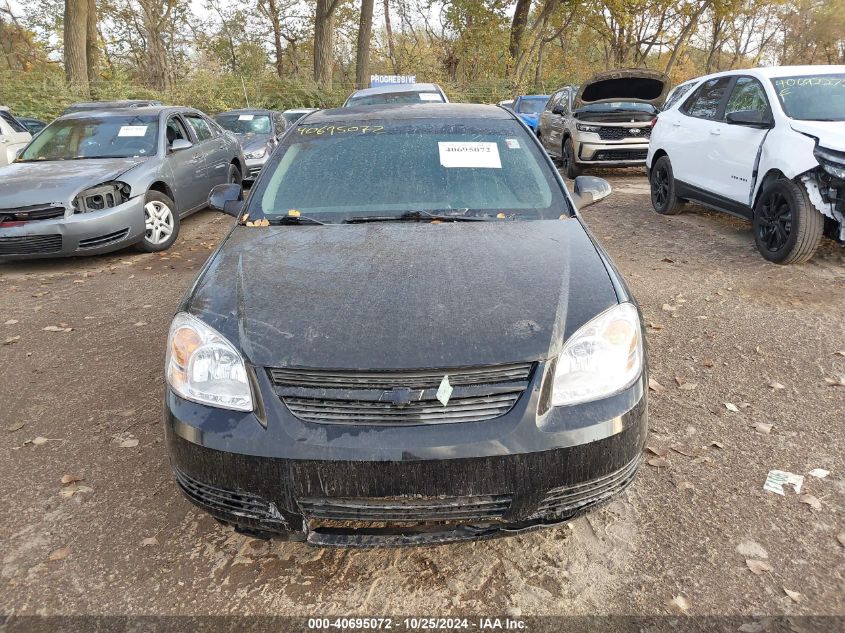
117, 125, 148, 137
419, 93, 444, 102
238, 114, 255, 120
438, 142, 501, 169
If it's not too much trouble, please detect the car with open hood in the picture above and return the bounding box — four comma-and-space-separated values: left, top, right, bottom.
0, 106, 244, 260
164, 103, 648, 547
538, 68, 669, 178
648, 65, 845, 264
215, 109, 287, 181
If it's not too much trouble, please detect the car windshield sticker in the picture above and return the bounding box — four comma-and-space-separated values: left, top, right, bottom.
117, 125, 148, 137
505, 138, 520, 149
238, 114, 255, 120
419, 93, 443, 101
438, 142, 502, 169
436, 375, 453, 407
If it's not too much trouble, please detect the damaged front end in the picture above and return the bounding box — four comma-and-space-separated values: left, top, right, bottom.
805, 145, 845, 242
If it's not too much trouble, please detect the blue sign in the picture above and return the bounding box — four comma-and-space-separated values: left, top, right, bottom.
370, 74, 417, 87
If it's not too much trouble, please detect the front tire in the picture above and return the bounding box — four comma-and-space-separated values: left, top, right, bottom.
228, 164, 242, 186
562, 137, 582, 179
650, 155, 684, 215
752, 179, 823, 264
137, 190, 180, 253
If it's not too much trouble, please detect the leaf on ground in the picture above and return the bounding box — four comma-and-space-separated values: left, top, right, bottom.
6, 422, 25, 432
134, 321, 148, 327
48, 547, 70, 562
824, 375, 845, 387
141, 537, 159, 547
799, 494, 822, 510
768, 382, 785, 390
671, 446, 694, 457
42, 325, 73, 333
646, 446, 668, 457
710, 441, 724, 449
119, 438, 139, 448
834, 351, 845, 357
807, 468, 829, 479
661, 257, 674, 263
753, 422, 773, 434
647, 457, 669, 468
3, 336, 20, 345
724, 402, 739, 413
668, 595, 689, 612
702, 359, 715, 368
661, 303, 677, 312
649, 378, 665, 393
648, 322, 665, 330
746, 559, 772, 575
59, 484, 93, 499
838, 532, 845, 547
678, 382, 698, 391
4, 319, 19, 325
783, 587, 803, 603
31, 436, 49, 446
60, 474, 83, 485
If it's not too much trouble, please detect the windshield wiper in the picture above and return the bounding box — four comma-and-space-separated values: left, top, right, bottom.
346, 210, 488, 224
269, 214, 327, 226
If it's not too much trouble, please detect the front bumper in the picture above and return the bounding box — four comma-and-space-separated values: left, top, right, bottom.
244, 156, 269, 181
165, 363, 648, 547
0, 195, 146, 260
574, 136, 649, 166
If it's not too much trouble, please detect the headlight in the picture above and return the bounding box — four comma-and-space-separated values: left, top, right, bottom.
73, 181, 131, 213
246, 147, 267, 159
551, 303, 643, 407
166, 312, 253, 412
576, 123, 600, 133
815, 147, 845, 179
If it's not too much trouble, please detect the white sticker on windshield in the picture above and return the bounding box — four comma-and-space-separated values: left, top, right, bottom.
505, 138, 520, 149
419, 93, 443, 102
438, 142, 501, 169
238, 114, 255, 120
117, 125, 148, 137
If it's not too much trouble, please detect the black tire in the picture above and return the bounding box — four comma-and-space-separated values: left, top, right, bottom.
752, 179, 824, 265
228, 163, 242, 185
562, 137, 582, 179
650, 155, 684, 215
136, 190, 180, 253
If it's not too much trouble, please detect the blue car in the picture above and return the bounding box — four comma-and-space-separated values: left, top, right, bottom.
511, 95, 550, 133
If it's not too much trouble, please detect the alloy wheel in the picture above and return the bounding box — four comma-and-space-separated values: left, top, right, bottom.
756, 190, 792, 252
144, 200, 175, 246
652, 166, 669, 207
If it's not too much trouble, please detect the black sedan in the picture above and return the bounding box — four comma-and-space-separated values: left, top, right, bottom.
164, 103, 647, 547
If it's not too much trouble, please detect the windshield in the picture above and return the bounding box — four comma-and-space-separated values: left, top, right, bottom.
771, 74, 845, 121
215, 113, 272, 135
18, 115, 159, 161
248, 118, 567, 223
517, 99, 547, 114
576, 102, 657, 114
283, 111, 310, 124
346, 91, 444, 107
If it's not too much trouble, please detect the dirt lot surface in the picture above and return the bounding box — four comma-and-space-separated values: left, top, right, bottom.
1, 171, 844, 624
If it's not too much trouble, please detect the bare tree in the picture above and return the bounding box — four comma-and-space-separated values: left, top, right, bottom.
314, 0, 342, 88
355, 0, 375, 87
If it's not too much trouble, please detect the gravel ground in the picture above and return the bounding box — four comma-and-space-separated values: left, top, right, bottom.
1, 171, 843, 625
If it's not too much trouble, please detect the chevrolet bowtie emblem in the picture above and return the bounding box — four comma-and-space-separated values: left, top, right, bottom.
384, 387, 413, 406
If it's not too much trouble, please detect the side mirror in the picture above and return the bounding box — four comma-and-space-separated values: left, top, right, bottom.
208, 183, 243, 217
170, 138, 193, 152
552, 105, 565, 116
726, 110, 773, 128
572, 176, 612, 209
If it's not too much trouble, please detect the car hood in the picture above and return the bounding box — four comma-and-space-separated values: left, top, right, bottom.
0, 158, 145, 208
236, 133, 271, 153
790, 120, 845, 152
574, 68, 670, 109
188, 220, 619, 370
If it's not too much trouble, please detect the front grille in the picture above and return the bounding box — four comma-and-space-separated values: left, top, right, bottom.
531, 456, 641, 517
0, 234, 62, 255
174, 469, 287, 526
298, 493, 513, 523
271, 363, 533, 426
0, 204, 66, 222
590, 148, 648, 162
596, 126, 651, 141
77, 228, 129, 250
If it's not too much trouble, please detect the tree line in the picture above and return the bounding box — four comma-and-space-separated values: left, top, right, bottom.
1, 0, 843, 99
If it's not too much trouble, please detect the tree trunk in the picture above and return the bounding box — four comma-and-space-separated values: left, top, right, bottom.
383, 0, 398, 72
64, 0, 89, 93
260, 0, 286, 77
508, 0, 532, 71
355, 0, 375, 88
138, 0, 172, 91
314, 0, 336, 89
85, 0, 98, 85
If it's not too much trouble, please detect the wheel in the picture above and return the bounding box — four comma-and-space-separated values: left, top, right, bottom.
137, 190, 180, 253
562, 137, 581, 179
650, 155, 684, 215
752, 179, 824, 264
228, 164, 242, 185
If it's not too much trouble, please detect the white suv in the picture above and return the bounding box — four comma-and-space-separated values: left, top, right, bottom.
647, 65, 845, 264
